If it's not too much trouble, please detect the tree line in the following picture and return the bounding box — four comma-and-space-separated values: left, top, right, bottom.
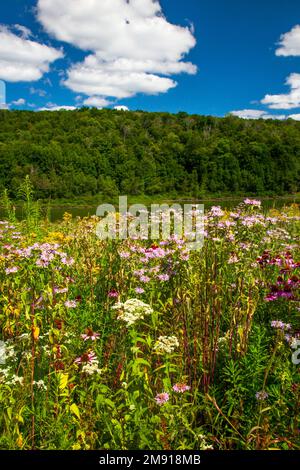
0, 108, 299, 200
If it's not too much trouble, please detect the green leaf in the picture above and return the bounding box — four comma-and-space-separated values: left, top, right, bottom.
70, 403, 80, 419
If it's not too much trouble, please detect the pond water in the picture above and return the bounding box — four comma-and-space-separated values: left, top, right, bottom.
0, 196, 299, 222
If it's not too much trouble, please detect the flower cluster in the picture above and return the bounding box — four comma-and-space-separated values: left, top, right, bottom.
244, 198, 261, 207
82, 360, 102, 376
153, 335, 179, 354
112, 299, 153, 326
155, 382, 190, 405
271, 320, 291, 331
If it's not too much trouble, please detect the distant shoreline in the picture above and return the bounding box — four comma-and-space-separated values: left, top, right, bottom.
1, 194, 299, 210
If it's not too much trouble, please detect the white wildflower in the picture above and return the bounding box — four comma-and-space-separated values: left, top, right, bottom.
82, 360, 102, 376
33, 379, 47, 391
0, 368, 11, 378
8, 375, 24, 386
112, 299, 153, 326
154, 335, 179, 354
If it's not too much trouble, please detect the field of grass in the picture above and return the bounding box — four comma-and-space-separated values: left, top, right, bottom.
0, 197, 299, 450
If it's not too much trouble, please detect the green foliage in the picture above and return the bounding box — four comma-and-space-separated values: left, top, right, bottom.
0, 109, 299, 200
18, 176, 41, 232
1, 189, 16, 223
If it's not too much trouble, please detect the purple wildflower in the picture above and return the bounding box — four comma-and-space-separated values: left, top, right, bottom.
5, 266, 19, 274
244, 198, 261, 207
172, 383, 191, 393
158, 274, 170, 282
135, 287, 145, 294
155, 392, 170, 405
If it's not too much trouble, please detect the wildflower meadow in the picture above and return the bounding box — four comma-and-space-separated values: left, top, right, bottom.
0, 186, 299, 450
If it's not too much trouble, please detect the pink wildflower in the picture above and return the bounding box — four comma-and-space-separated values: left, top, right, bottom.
64, 300, 77, 308
74, 351, 97, 365
81, 329, 100, 341
155, 392, 170, 405
5, 266, 19, 274
172, 383, 191, 393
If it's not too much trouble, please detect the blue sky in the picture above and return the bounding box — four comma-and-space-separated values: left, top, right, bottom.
1, 0, 300, 119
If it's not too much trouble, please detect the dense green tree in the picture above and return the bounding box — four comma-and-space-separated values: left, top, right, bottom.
0, 109, 299, 200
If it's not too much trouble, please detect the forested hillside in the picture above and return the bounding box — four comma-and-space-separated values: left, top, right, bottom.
0, 108, 299, 199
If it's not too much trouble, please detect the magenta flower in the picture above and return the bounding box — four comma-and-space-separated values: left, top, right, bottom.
5, 266, 19, 274
155, 392, 169, 405
172, 383, 191, 393
81, 329, 100, 341
74, 351, 97, 365
108, 289, 119, 298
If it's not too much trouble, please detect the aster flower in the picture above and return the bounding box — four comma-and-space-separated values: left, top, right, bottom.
155, 392, 169, 405
172, 383, 191, 393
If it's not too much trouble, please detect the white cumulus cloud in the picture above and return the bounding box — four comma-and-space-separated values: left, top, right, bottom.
276, 25, 300, 56
230, 109, 286, 120
65, 54, 177, 99
114, 105, 129, 111
83, 96, 111, 108
11, 98, 26, 106
261, 73, 300, 109
0, 25, 63, 82
38, 104, 77, 111
37, 0, 196, 101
